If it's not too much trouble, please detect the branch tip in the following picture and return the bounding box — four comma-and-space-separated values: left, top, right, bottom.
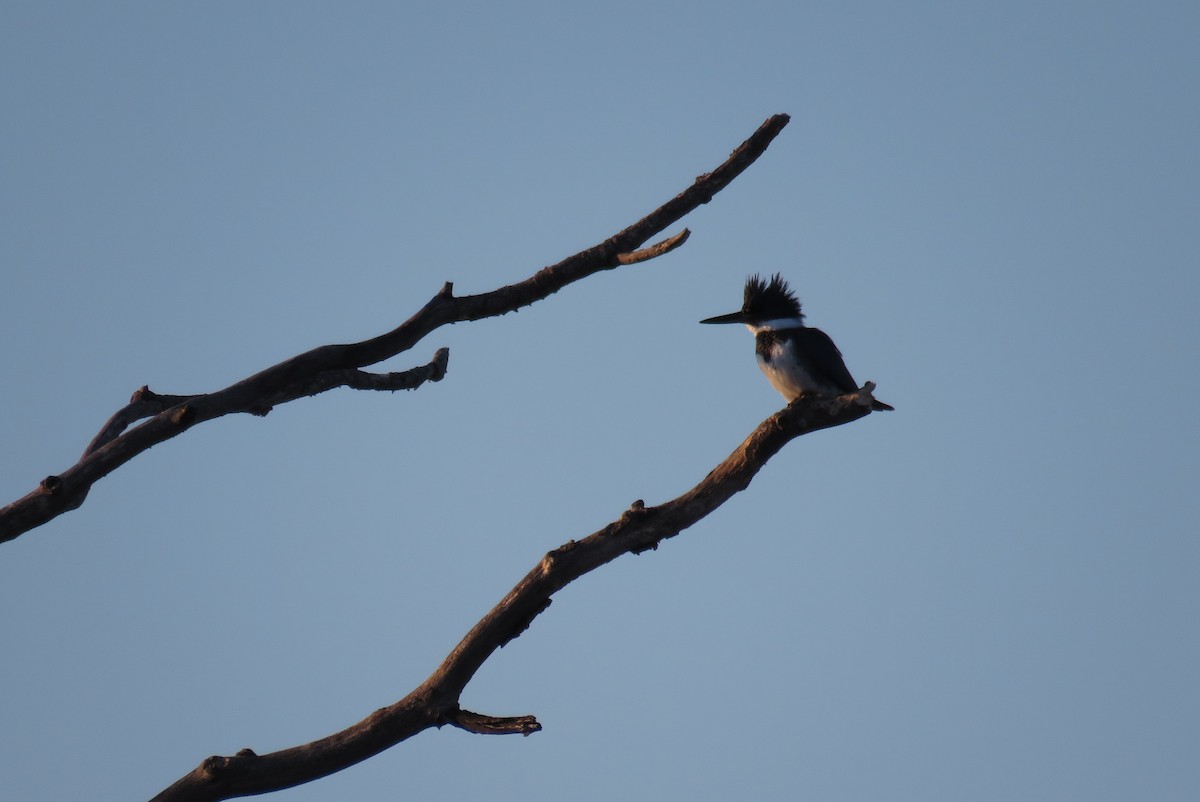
617, 228, 691, 265
449, 709, 542, 736
850, 381, 894, 412
431, 347, 450, 380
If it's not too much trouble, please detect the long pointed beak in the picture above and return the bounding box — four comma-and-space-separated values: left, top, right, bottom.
699, 311, 749, 325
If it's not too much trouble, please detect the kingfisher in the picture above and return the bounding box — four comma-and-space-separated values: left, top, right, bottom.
700, 273, 893, 411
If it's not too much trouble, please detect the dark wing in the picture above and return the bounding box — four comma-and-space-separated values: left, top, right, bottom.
794, 327, 859, 393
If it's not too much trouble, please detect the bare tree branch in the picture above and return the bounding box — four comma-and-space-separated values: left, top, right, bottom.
0, 114, 791, 545
149, 385, 884, 802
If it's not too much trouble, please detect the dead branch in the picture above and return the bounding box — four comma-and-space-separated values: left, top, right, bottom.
149, 386, 881, 802
0, 114, 791, 545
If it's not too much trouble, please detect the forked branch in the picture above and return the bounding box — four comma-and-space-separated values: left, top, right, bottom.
0, 114, 791, 545
150, 386, 882, 802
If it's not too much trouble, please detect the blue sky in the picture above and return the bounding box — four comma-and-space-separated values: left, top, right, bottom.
2, 2, 1197, 800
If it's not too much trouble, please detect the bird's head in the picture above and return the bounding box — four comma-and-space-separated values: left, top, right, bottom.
700, 273, 804, 329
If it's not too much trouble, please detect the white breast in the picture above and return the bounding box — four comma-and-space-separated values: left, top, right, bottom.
755, 338, 820, 401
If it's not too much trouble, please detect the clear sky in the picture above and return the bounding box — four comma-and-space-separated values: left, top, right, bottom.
2, 2, 1197, 800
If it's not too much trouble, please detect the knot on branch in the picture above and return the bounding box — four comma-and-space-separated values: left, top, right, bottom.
620, 499, 647, 522
170, 404, 195, 425
199, 755, 232, 779
199, 748, 257, 781
39, 475, 62, 495
541, 540, 577, 572
621, 500, 664, 554
130, 385, 157, 403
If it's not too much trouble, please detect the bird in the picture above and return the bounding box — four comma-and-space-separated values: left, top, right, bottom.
700, 273, 893, 411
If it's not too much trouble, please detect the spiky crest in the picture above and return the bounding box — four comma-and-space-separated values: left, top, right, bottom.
744, 273, 803, 322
